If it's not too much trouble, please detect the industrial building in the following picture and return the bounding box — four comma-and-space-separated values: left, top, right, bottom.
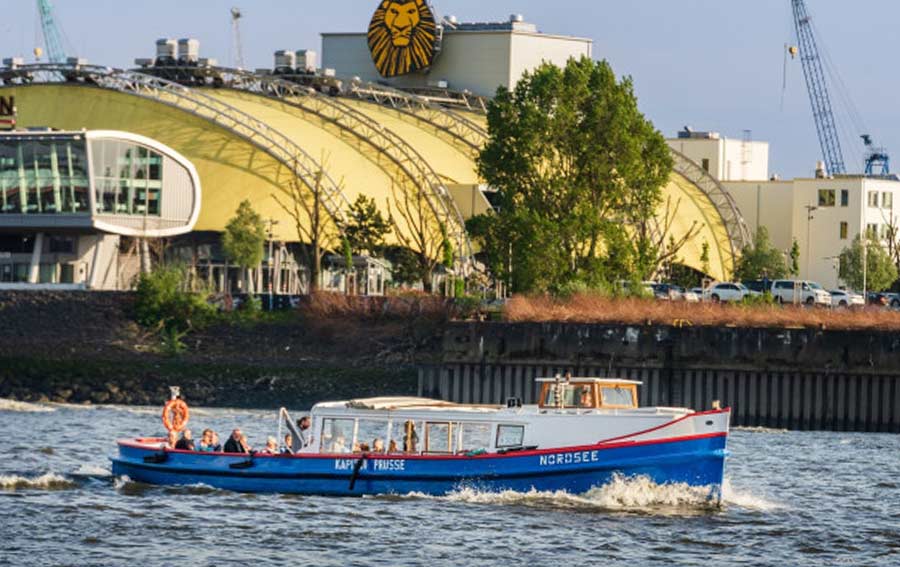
0, 7, 749, 292
672, 129, 900, 289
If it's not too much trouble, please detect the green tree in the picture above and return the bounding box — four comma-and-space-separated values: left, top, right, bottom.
839, 235, 898, 291
789, 239, 801, 277
222, 200, 266, 293
341, 195, 391, 256
134, 264, 215, 335
469, 56, 672, 293
734, 227, 788, 281
383, 245, 421, 287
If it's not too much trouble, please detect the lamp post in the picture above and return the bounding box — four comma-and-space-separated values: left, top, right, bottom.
805, 205, 818, 278
266, 219, 279, 310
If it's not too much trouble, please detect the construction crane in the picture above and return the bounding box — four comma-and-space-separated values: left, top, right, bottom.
790, 0, 890, 176
230, 7, 245, 69
36, 0, 68, 63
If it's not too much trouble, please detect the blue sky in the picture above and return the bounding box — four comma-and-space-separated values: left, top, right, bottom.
1, 1, 894, 179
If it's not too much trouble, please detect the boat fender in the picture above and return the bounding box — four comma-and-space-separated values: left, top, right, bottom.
143, 453, 168, 464
348, 453, 368, 490
229, 454, 255, 470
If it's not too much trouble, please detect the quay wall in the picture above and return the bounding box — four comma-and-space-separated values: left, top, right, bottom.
418, 323, 900, 432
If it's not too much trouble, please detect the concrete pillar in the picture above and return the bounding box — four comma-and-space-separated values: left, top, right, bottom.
139, 239, 151, 274
27, 232, 44, 283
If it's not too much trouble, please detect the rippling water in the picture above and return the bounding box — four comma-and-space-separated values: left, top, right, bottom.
1, 398, 898, 566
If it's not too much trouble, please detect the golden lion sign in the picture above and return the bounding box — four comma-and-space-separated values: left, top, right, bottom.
367, 0, 439, 78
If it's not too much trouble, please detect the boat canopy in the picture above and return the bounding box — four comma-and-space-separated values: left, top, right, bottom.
314, 397, 501, 412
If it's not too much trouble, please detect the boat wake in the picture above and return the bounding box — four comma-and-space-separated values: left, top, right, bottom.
385, 475, 782, 515
0, 398, 55, 413
0, 472, 77, 491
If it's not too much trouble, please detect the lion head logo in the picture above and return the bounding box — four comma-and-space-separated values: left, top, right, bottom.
367, 0, 438, 78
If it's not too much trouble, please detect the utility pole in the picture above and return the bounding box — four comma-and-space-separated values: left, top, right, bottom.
805, 205, 817, 278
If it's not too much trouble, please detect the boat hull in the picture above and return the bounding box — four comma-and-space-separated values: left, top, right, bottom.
111, 432, 727, 498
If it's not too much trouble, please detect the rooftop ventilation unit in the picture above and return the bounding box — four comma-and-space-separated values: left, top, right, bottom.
177, 38, 200, 65
296, 50, 316, 73
510, 14, 524, 23
274, 50, 296, 74
155, 38, 177, 65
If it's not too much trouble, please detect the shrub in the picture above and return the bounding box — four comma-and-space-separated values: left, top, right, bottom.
134, 265, 215, 333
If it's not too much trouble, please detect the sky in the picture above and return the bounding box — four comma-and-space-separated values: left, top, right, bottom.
1, 0, 896, 179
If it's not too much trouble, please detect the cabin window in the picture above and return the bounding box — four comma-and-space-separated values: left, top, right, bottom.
541, 383, 596, 409
600, 386, 636, 408
355, 419, 389, 453
321, 418, 354, 453
425, 422, 453, 454
458, 423, 492, 453
393, 419, 421, 454
496, 424, 525, 448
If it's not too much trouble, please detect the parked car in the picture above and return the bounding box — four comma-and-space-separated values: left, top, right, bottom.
704, 282, 755, 302
649, 283, 699, 302
867, 292, 900, 308
741, 280, 771, 294
829, 290, 865, 308
770, 280, 831, 306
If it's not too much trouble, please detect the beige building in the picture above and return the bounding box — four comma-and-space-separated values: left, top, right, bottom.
322, 15, 592, 97
672, 128, 900, 290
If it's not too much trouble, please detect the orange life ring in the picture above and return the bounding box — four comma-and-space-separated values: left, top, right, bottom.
162, 399, 190, 432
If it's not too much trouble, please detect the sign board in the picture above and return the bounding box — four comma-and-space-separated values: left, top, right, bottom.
367, 0, 440, 78
0, 95, 15, 131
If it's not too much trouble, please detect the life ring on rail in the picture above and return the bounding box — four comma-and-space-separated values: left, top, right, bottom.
162, 398, 190, 432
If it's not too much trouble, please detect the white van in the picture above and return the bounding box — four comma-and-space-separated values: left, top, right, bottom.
770, 280, 831, 306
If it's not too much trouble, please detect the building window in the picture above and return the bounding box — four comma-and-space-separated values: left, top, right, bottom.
0, 137, 89, 215
818, 189, 836, 207
840, 189, 849, 207
91, 139, 163, 217
839, 222, 848, 240
701, 158, 710, 173
868, 192, 879, 208
867, 223, 879, 238
883, 192, 893, 209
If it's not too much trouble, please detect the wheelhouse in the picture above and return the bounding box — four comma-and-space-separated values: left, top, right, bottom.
536, 377, 640, 410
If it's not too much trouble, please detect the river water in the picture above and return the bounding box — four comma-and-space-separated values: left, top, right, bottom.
0, 399, 897, 567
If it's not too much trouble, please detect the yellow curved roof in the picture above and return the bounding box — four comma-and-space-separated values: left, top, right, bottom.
0, 82, 736, 278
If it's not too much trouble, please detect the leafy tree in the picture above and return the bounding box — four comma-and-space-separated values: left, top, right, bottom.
383, 245, 422, 287
789, 239, 801, 277
134, 264, 215, 335
733, 227, 787, 281
341, 195, 391, 257
469, 56, 672, 293
839, 235, 898, 291
222, 200, 266, 292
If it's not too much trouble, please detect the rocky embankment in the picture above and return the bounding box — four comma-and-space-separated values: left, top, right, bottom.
0, 292, 443, 408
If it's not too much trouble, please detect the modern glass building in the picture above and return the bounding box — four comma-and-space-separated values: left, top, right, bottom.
0, 130, 200, 289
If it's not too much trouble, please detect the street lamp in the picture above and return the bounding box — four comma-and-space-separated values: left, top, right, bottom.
266, 219, 279, 310
805, 205, 818, 278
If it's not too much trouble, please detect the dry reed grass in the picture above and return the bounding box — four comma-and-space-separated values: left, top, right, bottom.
299, 291, 454, 323
505, 293, 900, 331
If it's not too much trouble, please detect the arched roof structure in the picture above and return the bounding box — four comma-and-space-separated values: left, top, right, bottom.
0, 62, 748, 280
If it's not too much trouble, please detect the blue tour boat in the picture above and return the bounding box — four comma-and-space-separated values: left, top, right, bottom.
111, 376, 730, 499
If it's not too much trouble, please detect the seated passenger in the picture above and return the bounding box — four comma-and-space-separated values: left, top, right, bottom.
166, 430, 178, 449
198, 429, 220, 452
281, 434, 294, 455
372, 438, 385, 453
174, 429, 195, 451
358, 443, 371, 453
580, 386, 593, 408
260, 436, 278, 454
239, 434, 252, 454
223, 429, 243, 453
387, 439, 399, 453
331, 436, 348, 453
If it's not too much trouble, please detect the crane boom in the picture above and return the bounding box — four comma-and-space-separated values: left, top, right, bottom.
791, 0, 845, 176
36, 0, 67, 63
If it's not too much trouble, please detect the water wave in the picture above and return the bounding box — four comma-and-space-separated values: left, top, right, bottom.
722, 479, 784, 511
0, 398, 56, 413
733, 426, 789, 434
0, 473, 76, 491
73, 464, 112, 478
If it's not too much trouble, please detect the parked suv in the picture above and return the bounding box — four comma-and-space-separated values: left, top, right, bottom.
770, 280, 831, 306
705, 282, 755, 302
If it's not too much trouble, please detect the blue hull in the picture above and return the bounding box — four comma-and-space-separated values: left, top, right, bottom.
111, 434, 727, 498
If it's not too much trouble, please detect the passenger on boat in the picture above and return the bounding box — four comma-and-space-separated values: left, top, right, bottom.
198, 429, 220, 452
373, 438, 385, 453
296, 416, 313, 448
175, 429, 195, 451
388, 440, 399, 453
403, 421, 418, 453
223, 429, 244, 453
281, 434, 294, 455
260, 437, 278, 454
331, 436, 348, 453
166, 430, 178, 449
358, 443, 371, 452
580, 386, 593, 408
239, 434, 252, 453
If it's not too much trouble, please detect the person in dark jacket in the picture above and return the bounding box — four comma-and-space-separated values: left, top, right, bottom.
223, 429, 244, 453
174, 429, 195, 451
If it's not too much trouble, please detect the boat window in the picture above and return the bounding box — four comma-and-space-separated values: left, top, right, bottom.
600, 386, 636, 408
496, 424, 525, 448
458, 423, 492, 453
321, 418, 354, 453
425, 422, 453, 454
541, 383, 596, 409
355, 419, 388, 453
395, 419, 420, 454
